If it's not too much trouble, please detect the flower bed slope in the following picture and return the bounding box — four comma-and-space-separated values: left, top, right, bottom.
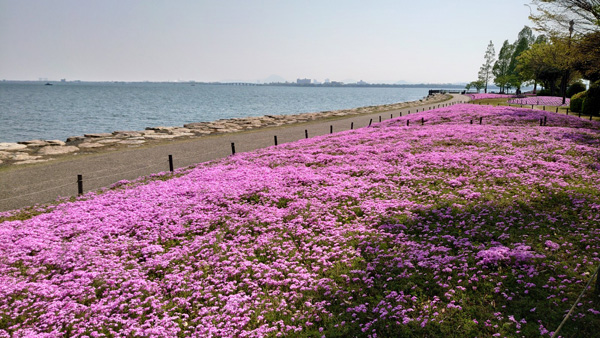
1, 105, 600, 337
508, 96, 570, 107
466, 93, 515, 100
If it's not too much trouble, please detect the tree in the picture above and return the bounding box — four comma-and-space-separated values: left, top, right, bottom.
493, 40, 515, 93
516, 41, 563, 95
528, 0, 600, 85
508, 27, 536, 93
572, 31, 600, 81
529, 0, 600, 35
467, 80, 485, 93
479, 41, 496, 93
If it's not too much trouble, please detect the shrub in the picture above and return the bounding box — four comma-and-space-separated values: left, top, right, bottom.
570, 90, 587, 112
582, 81, 600, 116
566, 82, 586, 98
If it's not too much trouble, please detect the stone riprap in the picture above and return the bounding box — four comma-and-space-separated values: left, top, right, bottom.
0, 94, 449, 167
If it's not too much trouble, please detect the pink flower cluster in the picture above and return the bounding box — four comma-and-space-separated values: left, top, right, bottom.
466, 93, 515, 100
508, 96, 570, 106
1, 104, 599, 337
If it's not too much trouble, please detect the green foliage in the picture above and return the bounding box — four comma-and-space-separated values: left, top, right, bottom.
582, 81, 600, 116
573, 31, 600, 82
536, 89, 551, 96
493, 40, 515, 92
566, 82, 587, 98
570, 90, 587, 112
467, 80, 485, 93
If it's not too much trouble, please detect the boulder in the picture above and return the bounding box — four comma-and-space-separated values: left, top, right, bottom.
97, 139, 121, 144
84, 133, 112, 138
78, 143, 105, 149
119, 140, 145, 145
171, 132, 195, 137
145, 126, 174, 132
0, 143, 27, 151
192, 130, 212, 135
66, 136, 85, 143
11, 153, 42, 161
38, 146, 79, 155
18, 140, 49, 146
183, 122, 209, 129
47, 140, 66, 146
113, 131, 143, 137
144, 134, 178, 139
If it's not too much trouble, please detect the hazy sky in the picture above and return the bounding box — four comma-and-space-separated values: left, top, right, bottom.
0, 0, 534, 83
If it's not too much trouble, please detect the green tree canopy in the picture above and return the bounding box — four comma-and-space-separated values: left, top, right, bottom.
493, 40, 515, 93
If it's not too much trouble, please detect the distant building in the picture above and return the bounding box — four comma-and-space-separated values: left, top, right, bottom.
324, 78, 331, 84
60, 79, 66, 82
357, 80, 368, 85
296, 78, 311, 85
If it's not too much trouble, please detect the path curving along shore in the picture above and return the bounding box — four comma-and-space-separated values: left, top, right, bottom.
0, 94, 469, 212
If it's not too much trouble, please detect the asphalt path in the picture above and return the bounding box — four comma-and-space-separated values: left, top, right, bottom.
0, 94, 469, 212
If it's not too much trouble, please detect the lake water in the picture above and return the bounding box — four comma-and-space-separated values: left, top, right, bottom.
0, 82, 429, 143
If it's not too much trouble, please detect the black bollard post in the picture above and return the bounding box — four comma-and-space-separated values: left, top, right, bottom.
274, 135, 278, 146
390, 113, 393, 119
305, 129, 308, 139
330, 125, 333, 134
556, 107, 559, 113
77, 174, 83, 196
368, 119, 372, 127
532, 105, 534, 109
399, 112, 402, 116
590, 115, 593, 121
407, 120, 410, 126
231, 142, 236, 155
351, 122, 354, 130
421, 117, 424, 125
567, 108, 570, 114
544, 116, 547, 126
479, 117, 483, 125
470, 119, 473, 124
540, 118, 543, 126
379, 116, 381, 123
596, 266, 600, 296
168, 154, 174, 172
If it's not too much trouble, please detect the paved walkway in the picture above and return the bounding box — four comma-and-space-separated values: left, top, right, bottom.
0, 94, 469, 212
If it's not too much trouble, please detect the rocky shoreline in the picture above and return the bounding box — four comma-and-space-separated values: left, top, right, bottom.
0, 93, 449, 167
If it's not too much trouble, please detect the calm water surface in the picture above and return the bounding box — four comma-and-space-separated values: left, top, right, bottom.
0, 82, 429, 143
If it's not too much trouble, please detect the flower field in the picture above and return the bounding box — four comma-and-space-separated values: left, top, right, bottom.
466, 93, 515, 100
2, 104, 600, 337
508, 96, 571, 107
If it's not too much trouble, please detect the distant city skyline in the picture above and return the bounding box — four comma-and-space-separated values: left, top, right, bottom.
0, 1, 534, 84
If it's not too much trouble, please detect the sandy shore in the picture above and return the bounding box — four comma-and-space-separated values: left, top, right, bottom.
0, 93, 469, 212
